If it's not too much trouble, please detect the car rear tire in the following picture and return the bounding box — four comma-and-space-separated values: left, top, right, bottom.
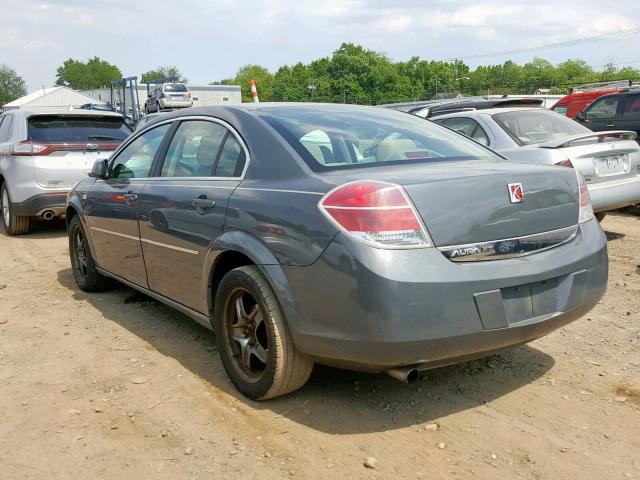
1, 184, 29, 235
595, 212, 607, 222
68, 215, 113, 292
214, 266, 313, 400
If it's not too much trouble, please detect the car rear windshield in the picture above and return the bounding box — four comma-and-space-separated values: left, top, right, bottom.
164, 84, 188, 92
28, 115, 132, 143
260, 106, 498, 171
493, 109, 589, 146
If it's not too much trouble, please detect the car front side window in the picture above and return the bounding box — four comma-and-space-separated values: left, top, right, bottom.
110, 123, 170, 180
585, 96, 618, 121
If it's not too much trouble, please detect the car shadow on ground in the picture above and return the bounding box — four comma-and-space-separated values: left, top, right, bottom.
57, 267, 555, 435
0, 218, 66, 239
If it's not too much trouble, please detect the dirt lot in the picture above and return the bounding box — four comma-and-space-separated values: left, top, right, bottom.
0, 213, 639, 480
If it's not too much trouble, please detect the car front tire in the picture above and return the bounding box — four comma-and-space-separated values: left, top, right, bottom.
214, 265, 313, 400
68, 215, 113, 292
1, 183, 29, 235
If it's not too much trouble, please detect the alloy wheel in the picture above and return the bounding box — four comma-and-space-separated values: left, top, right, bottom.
73, 228, 89, 280
225, 288, 269, 383
2, 187, 10, 227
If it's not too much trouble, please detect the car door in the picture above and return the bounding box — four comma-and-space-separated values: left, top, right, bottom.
138, 118, 247, 313
579, 95, 621, 131
616, 93, 640, 137
85, 123, 172, 287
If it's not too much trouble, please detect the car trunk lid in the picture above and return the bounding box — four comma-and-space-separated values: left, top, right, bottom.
322, 160, 579, 247
537, 132, 640, 185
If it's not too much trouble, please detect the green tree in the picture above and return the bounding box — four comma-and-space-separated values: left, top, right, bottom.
141, 66, 187, 84
55, 57, 122, 90
210, 43, 640, 103
0, 64, 27, 106
227, 64, 274, 102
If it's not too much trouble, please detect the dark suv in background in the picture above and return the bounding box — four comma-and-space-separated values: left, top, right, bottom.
575, 87, 640, 137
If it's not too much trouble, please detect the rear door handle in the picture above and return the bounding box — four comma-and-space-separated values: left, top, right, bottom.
123, 192, 138, 205
192, 197, 216, 213
605, 124, 616, 127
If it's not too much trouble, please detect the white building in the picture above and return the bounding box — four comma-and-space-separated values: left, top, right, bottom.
2, 86, 102, 112
81, 83, 242, 111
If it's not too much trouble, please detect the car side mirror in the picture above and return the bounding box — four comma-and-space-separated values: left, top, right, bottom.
89, 159, 109, 179
576, 110, 586, 121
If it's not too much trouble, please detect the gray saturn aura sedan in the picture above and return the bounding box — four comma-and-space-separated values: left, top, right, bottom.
66, 104, 608, 400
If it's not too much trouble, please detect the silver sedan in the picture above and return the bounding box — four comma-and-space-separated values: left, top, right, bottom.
433, 107, 640, 220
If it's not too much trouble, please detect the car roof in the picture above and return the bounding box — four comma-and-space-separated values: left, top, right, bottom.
21, 109, 125, 118
434, 106, 545, 119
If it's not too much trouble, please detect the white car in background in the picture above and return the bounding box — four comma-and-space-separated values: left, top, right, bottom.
144, 83, 193, 113
0, 109, 132, 235
433, 107, 640, 221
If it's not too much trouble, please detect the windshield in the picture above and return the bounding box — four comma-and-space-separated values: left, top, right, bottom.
493, 109, 589, 146
164, 84, 188, 92
260, 106, 498, 171
28, 115, 132, 143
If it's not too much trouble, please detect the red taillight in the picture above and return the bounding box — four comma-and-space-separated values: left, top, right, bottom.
10, 141, 118, 156
319, 180, 432, 248
555, 159, 574, 168
11, 141, 51, 156
577, 171, 594, 223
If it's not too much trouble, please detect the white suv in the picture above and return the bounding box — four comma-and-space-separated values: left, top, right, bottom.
0, 109, 132, 235
144, 83, 193, 113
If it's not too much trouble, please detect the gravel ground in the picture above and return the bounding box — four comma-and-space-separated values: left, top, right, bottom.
0, 212, 638, 479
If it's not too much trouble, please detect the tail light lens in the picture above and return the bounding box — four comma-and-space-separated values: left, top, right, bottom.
160, 93, 165, 99
10, 141, 50, 156
577, 171, 594, 224
319, 180, 432, 248
555, 159, 574, 168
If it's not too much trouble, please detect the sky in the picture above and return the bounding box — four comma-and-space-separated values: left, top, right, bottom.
2, 0, 640, 92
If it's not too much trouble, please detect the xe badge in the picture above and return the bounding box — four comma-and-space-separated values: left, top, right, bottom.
508, 183, 523, 203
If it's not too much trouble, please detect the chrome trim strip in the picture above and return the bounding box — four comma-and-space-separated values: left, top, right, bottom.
588, 175, 640, 189
113, 114, 251, 180
236, 187, 325, 196
91, 227, 199, 255
438, 225, 579, 262
140, 238, 199, 255
90, 227, 140, 242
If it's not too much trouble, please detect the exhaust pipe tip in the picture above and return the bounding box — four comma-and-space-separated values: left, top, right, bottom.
42, 210, 55, 221
387, 367, 420, 384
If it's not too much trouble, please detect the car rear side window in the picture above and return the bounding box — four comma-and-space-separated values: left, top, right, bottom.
160, 120, 227, 177
438, 117, 490, 146
28, 115, 132, 143
552, 105, 568, 116
621, 95, 640, 118
260, 106, 497, 172
215, 135, 246, 177
0, 115, 12, 143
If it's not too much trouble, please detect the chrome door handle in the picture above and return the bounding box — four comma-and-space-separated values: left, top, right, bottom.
192, 197, 216, 213
123, 192, 138, 205
605, 124, 615, 127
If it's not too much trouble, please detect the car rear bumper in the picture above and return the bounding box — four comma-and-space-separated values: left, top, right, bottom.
588, 174, 640, 212
12, 192, 68, 216
159, 99, 193, 109
282, 219, 608, 372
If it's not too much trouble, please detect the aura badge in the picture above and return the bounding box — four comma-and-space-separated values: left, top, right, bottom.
508, 183, 523, 203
